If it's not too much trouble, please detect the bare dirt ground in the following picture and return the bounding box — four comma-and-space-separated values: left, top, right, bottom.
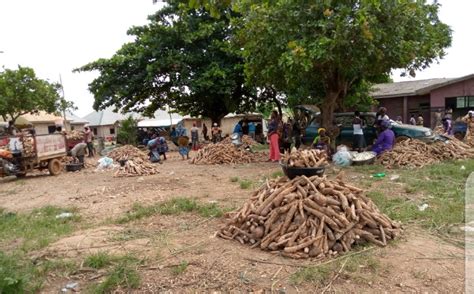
0, 150, 466, 293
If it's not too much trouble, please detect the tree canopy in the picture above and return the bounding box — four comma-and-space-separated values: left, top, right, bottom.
77, 0, 259, 123
235, 0, 451, 127
0, 66, 61, 123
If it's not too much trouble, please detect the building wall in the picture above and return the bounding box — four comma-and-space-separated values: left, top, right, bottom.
70, 123, 86, 131
34, 123, 56, 135
430, 77, 474, 107
90, 125, 117, 141
377, 95, 431, 126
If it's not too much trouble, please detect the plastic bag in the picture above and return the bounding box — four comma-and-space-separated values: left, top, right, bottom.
332, 149, 352, 166
96, 156, 114, 170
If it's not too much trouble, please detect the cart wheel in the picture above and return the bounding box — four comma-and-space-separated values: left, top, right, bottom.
48, 159, 62, 176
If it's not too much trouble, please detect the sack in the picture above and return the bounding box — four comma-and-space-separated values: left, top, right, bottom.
332, 149, 352, 167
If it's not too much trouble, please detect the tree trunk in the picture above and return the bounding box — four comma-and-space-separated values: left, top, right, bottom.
210, 113, 227, 126
320, 91, 339, 129
273, 96, 283, 118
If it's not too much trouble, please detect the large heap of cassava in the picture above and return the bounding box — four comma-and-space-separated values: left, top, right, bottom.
218, 174, 401, 259
378, 138, 474, 168
108, 145, 160, 177
191, 135, 267, 165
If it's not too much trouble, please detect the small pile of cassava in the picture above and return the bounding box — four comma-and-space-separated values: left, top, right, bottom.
281, 148, 328, 167
218, 174, 401, 259
220, 135, 259, 146
191, 141, 266, 165
108, 145, 159, 177
378, 138, 474, 168
65, 130, 84, 140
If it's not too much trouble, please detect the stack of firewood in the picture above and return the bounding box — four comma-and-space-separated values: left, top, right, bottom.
218, 175, 401, 259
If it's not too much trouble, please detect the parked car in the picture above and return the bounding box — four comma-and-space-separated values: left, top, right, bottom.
297, 109, 435, 147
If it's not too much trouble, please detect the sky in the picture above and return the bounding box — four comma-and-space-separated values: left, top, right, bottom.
0, 0, 473, 117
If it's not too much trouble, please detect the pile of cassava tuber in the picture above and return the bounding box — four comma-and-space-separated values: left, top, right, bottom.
218, 175, 401, 259
191, 141, 267, 165
65, 130, 84, 140
220, 135, 259, 146
20, 133, 35, 157
378, 138, 474, 168
281, 148, 328, 168
108, 145, 160, 177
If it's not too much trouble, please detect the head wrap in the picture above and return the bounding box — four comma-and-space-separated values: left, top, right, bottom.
318, 128, 326, 134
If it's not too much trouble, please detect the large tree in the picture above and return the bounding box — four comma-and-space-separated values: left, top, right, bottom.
0, 66, 61, 123
232, 0, 452, 127
77, 1, 259, 124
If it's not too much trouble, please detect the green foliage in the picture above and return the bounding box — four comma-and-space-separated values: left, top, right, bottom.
0, 66, 61, 123
117, 116, 138, 145
84, 252, 115, 269
117, 197, 226, 223
239, 179, 253, 189
170, 260, 189, 275
90, 260, 141, 293
0, 206, 79, 251
0, 252, 76, 293
77, 1, 262, 123
236, 0, 451, 127
230, 176, 239, 182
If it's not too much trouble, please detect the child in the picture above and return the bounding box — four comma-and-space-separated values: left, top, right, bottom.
352, 111, 366, 152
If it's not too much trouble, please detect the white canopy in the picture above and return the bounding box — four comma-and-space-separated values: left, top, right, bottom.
137, 118, 182, 128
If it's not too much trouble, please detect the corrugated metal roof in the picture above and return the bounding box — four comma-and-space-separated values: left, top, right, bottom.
66, 112, 89, 124
21, 111, 63, 123
83, 107, 182, 127
371, 78, 453, 98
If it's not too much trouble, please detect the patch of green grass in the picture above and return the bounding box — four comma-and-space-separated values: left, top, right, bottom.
117, 198, 228, 223
230, 176, 239, 182
90, 263, 140, 293
170, 261, 188, 275
290, 251, 380, 286
367, 160, 472, 230
0, 206, 80, 251
252, 143, 268, 151
290, 264, 333, 285
108, 228, 152, 242
271, 170, 284, 179
0, 252, 77, 293
239, 179, 253, 189
84, 252, 115, 269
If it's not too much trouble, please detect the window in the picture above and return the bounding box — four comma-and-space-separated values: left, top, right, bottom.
110, 128, 115, 135
93, 128, 98, 136
455, 96, 474, 108
71, 126, 75, 131
48, 126, 56, 134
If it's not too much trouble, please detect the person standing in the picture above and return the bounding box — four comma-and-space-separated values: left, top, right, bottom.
202, 123, 209, 141
433, 109, 442, 129
268, 110, 281, 162
176, 123, 190, 160
84, 127, 94, 157
416, 113, 424, 126
248, 121, 256, 140
292, 119, 302, 150
190, 123, 199, 151
409, 114, 416, 125
372, 120, 395, 156
376, 107, 389, 125
233, 121, 243, 137
395, 116, 403, 124
462, 111, 474, 146
352, 111, 366, 152
211, 123, 221, 143
442, 116, 453, 136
